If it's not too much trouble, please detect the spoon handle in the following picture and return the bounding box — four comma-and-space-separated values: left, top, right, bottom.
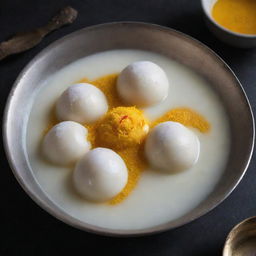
0, 6, 78, 61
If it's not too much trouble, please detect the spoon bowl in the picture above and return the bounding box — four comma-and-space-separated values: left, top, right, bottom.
223, 216, 256, 256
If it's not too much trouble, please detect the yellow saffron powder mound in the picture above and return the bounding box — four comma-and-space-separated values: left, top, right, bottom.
45, 73, 211, 205
212, 0, 256, 34
152, 107, 210, 133
96, 106, 149, 149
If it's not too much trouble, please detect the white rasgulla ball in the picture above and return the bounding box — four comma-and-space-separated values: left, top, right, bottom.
56, 83, 108, 124
117, 61, 169, 107
42, 121, 91, 165
73, 147, 128, 202
145, 121, 200, 173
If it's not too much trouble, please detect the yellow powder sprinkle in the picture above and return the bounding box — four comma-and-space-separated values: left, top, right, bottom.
152, 107, 210, 133
80, 74, 122, 108
109, 146, 147, 204
212, 0, 256, 34
45, 74, 211, 205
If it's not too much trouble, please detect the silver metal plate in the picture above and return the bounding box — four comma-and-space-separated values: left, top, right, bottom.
3, 22, 255, 236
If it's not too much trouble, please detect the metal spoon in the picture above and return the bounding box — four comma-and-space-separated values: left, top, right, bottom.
223, 216, 256, 256
0, 6, 78, 61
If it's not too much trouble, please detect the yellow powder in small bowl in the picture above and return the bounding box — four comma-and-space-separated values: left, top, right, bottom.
212, 0, 256, 34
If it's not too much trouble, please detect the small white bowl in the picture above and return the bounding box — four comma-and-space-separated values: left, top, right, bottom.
201, 0, 256, 48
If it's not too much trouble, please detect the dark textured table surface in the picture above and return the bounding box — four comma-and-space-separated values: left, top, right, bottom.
1, 0, 256, 255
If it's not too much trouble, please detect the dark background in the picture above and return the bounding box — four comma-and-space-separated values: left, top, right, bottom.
1, 0, 255, 255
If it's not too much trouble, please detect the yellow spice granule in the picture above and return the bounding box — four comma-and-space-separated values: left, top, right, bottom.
152, 107, 210, 133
